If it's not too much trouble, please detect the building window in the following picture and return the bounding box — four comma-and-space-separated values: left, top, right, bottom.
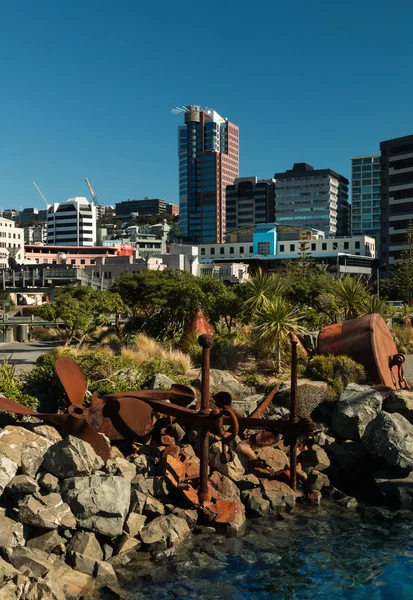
230, 247, 234, 254
344, 242, 349, 249
249, 246, 253, 253
210, 248, 215, 255
280, 244, 285, 252
220, 247, 225, 255
322, 243, 327, 250
80, 259, 86, 265
311, 243, 316, 251
257, 242, 270, 255
71, 259, 76, 265
355, 241, 360, 249
201, 248, 205, 256
290, 244, 295, 252
240, 246, 244, 253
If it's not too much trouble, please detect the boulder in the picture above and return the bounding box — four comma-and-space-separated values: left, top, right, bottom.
172, 508, 198, 528
4, 546, 61, 578
0, 514, 26, 549
0, 455, 18, 496
304, 470, 330, 492
41, 436, 104, 479
27, 530, 66, 553
363, 412, 413, 469
209, 471, 241, 501
275, 379, 331, 417
18, 492, 76, 530
130, 489, 147, 514
327, 442, 358, 473
0, 425, 56, 478
383, 389, 413, 423
38, 472, 59, 493
209, 442, 245, 482
61, 474, 131, 537
213, 499, 247, 535
150, 373, 176, 389
140, 514, 190, 552
236, 473, 261, 491
261, 480, 296, 511
193, 369, 250, 401
374, 468, 413, 510
67, 551, 117, 585
143, 495, 165, 519
105, 456, 137, 482
0, 556, 19, 583
241, 489, 270, 516
299, 445, 330, 472
332, 384, 383, 441
255, 447, 288, 473
231, 395, 261, 416
5, 474, 39, 495
66, 531, 103, 561
124, 513, 147, 537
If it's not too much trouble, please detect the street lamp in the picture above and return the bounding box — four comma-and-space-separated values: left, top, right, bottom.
376, 263, 386, 299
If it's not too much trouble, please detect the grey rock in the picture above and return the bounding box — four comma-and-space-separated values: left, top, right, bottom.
18, 492, 76, 530
150, 373, 176, 389
193, 369, 250, 401
209, 471, 241, 501
132, 473, 150, 494
130, 453, 152, 475
94, 560, 118, 585
363, 411, 413, 469
275, 379, 331, 417
374, 469, 413, 510
336, 496, 358, 509
146, 476, 169, 497
0, 425, 55, 478
105, 456, 137, 482
231, 395, 261, 416
0, 556, 19, 583
144, 495, 165, 518
383, 389, 413, 423
343, 440, 367, 460
0, 514, 26, 549
124, 512, 147, 537
5, 474, 39, 495
102, 544, 113, 561
0, 455, 18, 496
42, 436, 104, 479
172, 508, 198, 528
66, 551, 96, 576
255, 447, 289, 472
332, 384, 383, 441
61, 474, 131, 537
170, 422, 186, 443
66, 531, 103, 561
140, 514, 190, 553
4, 546, 60, 578
261, 480, 296, 511
313, 431, 335, 447
299, 445, 330, 472
38, 472, 59, 493
305, 470, 330, 492
130, 489, 147, 514
209, 441, 245, 482
114, 535, 141, 555
327, 442, 358, 473
236, 473, 261, 491
241, 489, 270, 516
27, 530, 66, 553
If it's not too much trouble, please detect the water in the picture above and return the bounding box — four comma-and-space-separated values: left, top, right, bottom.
113, 505, 413, 600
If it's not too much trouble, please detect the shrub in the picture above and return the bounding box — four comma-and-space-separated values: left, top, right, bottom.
306, 354, 365, 393
0, 356, 39, 411
242, 367, 262, 390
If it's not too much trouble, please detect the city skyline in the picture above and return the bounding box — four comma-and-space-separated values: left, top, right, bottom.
0, 1, 412, 210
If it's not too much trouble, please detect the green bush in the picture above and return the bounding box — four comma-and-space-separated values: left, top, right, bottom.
242, 367, 262, 390
0, 356, 39, 411
306, 354, 365, 394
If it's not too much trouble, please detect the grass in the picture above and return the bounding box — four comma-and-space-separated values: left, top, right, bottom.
123, 333, 193, 376
393, 326, 413, 354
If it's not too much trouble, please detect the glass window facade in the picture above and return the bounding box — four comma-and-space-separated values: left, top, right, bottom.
351, 155, 381, 234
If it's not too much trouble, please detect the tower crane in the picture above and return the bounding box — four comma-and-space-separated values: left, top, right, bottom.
32, 182, 49, 207
85, 178, 100, 206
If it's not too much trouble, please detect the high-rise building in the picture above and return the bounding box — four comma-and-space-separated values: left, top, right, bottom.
46, 197, 97, 246
380, 134, 413, 272
18, 207, 47, 227
351, 155, 381, 235
273, 163, 349, 236
115, 198, 176, 220
225, 177, 275, 232
178, 105, 239, 243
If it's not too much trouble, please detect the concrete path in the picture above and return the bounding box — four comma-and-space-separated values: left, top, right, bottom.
0, 341, 62, 372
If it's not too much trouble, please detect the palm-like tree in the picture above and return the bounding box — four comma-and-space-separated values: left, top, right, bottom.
361, 294, 395, 321
253, 296, 305, 373
401, 304, 413, 327
332, 276, 368, 320
243, 267, 286, 315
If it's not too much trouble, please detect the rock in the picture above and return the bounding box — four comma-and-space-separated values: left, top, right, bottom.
144, 495, 165, 519
94, 560, 118, 586
102, 544, 113, 561
332, 384, 383, 441
38, 472, 59, 493
114, 536, 141, 555
105, 456, 137, 482
0, 425, 56, 478
255, 447, 288, 473
327, 442, 358, 473
27, 530, 66, 553
336, 496, 358, 509
214, 499, 247, 534
146, 476, 169, 497
42, 436, 104, 479
22, 424, 62, 445
299, 445, 330, 472
374, 468, 413, 510
140, 514, 190, 552
0, 514, 25, 549
0, 455, 18, 496
5, 474, 39, 495
61, 475, 131, 537
0, 556, 19, 583
236, 441, 258, 462
180, 444, 196, 460
307, 490, 322, 506
209, 471, 241, 501
170, 423, 186, 443
18, 492, 76, 530
132, 473, 150, 495
172, 508, 198, 528
209, 442, 245, 482
261, 480, 296, 511
343, 440, 367, 460
193, 369, 250, 401
305, 470, 330, 492
275, 379, 331, 417
150, 373, 176, 389
66, 531, 103, 560
160, 455, 186, 488
313, 431, 335, 447
241, 489, 270, 516
124, 513, 147, 537
231, 395, 261, 416
183, 455, 200, 480
130, 453, 151, 475
4, 546, 61, 578
236, 473, 261, 491
363, 412, 413, 469
130, 489, 147, 514
66, 551, 117, 585
383, 389, 413, 423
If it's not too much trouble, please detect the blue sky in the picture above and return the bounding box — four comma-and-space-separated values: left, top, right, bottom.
0, 0, 412, 210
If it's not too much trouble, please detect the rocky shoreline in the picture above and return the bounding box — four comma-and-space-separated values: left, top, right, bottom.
1, 375, 413, 599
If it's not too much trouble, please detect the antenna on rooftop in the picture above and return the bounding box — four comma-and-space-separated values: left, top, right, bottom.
32, 182, 49, 207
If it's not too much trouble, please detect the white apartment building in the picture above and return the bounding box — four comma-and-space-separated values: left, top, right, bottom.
47, 197, 97, 246
0, 218, 24, 268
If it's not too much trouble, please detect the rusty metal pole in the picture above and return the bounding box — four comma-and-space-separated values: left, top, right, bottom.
289, 338, 298, 491
198, 333, 214, 505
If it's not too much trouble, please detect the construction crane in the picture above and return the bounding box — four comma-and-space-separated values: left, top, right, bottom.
32, 182, 49, 207
85, 178, 100, 206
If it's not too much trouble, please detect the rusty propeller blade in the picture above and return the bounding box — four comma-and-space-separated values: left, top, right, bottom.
102, 397, 154, 439
55, 356, 87, 406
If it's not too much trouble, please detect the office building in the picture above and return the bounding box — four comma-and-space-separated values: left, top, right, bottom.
24, 223, 47, 244
380, 134, 413, 271
0, 218, 24, 268
178, 105, 239, 243
46, 197, 97, 246
351, 155, 381, 235
18, 207, 47, 227
274, 163, 349, 236
225, 177, 275, 232
115, 198, 176, 220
